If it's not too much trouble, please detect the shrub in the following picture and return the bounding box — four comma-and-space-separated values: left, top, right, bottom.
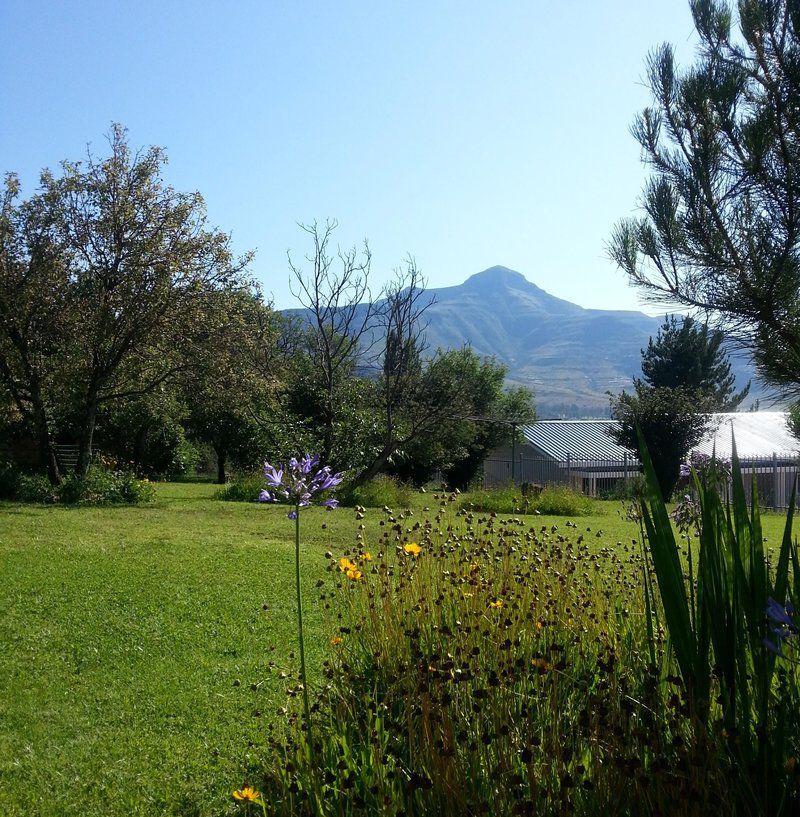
0, 464, 154, 505
458, 484, 594, 516
338, 475, 414, 508
534, 485, 594, 516
216, 472, 266, 502
598, 475, 646, 501
58, 467, 156, 505
15, 472, 57, 503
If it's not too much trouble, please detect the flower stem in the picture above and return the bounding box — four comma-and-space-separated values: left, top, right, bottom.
294, 505, 312, 745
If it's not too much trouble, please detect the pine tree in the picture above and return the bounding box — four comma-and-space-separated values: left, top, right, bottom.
640, 316, 750, 410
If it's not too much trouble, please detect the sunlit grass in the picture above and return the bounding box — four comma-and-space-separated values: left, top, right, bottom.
0, 483, 792, 815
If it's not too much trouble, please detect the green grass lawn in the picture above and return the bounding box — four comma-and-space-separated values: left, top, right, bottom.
0, 485, 792, 816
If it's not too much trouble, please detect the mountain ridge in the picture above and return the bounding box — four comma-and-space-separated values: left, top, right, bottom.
284, 265, 762, 417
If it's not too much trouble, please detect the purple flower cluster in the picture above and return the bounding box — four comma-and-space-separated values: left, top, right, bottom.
258, 454, 344, 519
764, 597, 798, 657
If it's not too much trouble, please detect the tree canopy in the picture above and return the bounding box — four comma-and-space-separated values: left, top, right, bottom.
0, 125, 252, 481
641, 315, 750, 410
610, 0, 800, 395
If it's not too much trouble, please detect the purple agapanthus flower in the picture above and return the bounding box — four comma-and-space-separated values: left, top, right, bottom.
258, 454, 344, 518
764, 597, 798, 656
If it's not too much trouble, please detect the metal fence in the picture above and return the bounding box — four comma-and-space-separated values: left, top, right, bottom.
483, 453, 800, 510
483, 454, 640, 497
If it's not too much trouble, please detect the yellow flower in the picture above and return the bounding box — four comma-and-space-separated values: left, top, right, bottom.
339, 557, 357, 573
531, 658, 552, 671
345, 567, 363, 581
403, 542, 422, 557
362, 551, 372, 561
462, 590, 474, 598
489, 599, 504, 609
330, 636, 343, 646
469, 562, 479, 572
233, 786, 262, 803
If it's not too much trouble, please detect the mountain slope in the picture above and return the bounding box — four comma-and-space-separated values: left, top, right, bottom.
285, 265, 761, 417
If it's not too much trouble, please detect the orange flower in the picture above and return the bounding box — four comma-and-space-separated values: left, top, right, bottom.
330, 636, 343, 646
403, 542, 422, 557
345, 567, 362, 581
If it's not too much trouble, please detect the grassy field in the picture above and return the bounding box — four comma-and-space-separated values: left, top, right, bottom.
0, 484, 792, 816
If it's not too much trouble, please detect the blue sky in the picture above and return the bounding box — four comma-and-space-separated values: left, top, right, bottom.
1, 1, 698, 311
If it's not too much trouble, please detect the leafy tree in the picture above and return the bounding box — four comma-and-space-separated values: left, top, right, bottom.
641, 315, 750, 409
610, 0, 800, 395
0, 174, 71, 483
182, 289, 281, 483
387, 350, 535, 489
0, 125, 250, 482
610, 384, 714, 499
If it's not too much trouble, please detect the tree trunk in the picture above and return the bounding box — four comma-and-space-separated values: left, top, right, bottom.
34, 406, 60, 486
215, 444, 227, 484
75, 399, 98, 478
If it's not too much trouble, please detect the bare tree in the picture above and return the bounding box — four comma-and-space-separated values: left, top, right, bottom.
288, 220, 379, 464
350, 258, 432, 485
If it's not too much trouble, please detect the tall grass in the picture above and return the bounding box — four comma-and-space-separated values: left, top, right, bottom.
637, 430, 800, 814
254, 490, 759, 815
459, 484, 595, 516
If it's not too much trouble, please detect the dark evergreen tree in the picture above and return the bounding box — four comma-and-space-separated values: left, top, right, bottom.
609, 384, 714, 500
640, 316, 750, 410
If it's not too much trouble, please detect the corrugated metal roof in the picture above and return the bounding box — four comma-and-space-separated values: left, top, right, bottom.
522, 412, 797, 461
693, 412, 796, 458
523, 420, 632, 461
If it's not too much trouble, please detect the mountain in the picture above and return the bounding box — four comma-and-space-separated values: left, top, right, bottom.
285, 265, 762, 417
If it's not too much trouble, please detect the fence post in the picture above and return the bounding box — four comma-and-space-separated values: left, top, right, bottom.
773, 452, 779, 511
624, 452, 629, 483
511, 424, 517, 483
566, 453, 572, 486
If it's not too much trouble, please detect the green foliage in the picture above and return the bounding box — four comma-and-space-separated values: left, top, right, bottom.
610, 0, 800, 394
2, 485, 796, 815
15, 472, 58, 503
637, 428, 800, 812
641, 316, 750, 410
535, 485, 595, 516
388, 350, 535, 488
0, 459, 18, 499
788, 402, 800, 443
609, 383, 712, 500
459, 484, 594, 516
260, 489, 796, 815
57, 467, 157, 505
338, 474, 414, 508
598, 474, 646, 501
0, 125, 252, 481
215, 472, 266, 502
0, 463, 155, 504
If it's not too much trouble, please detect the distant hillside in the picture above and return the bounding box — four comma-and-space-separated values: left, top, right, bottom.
284, 265, 763, 417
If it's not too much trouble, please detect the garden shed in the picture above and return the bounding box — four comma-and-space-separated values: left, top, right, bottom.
484, 412, 799, 506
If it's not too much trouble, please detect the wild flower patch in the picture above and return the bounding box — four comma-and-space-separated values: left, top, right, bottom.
247, 488, 766, 815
